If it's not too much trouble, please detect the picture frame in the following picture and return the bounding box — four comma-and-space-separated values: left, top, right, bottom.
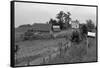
11, 1, 98, 67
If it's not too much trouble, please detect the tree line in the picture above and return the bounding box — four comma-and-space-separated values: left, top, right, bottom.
16, 10, 96, 42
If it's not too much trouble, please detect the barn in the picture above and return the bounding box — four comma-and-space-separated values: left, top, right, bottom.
32, 23, 51, 32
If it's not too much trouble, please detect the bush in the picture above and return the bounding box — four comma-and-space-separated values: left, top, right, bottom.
71, 30, 81, 43
80, 24, 88, 40
15, 33, 24, 42
23, 29, 35, 40
23, 32, 53, 40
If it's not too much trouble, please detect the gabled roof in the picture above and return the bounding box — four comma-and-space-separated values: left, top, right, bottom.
32, 23, 51, 31
71, 20, 80, 24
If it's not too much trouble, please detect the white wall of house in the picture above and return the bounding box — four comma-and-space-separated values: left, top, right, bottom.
71, 21, 79, 29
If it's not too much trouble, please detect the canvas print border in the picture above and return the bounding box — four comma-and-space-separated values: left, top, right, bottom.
10, 1, 98, 67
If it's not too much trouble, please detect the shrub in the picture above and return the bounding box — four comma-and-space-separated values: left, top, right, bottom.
86, 19, 95, 31
80, 24, 88, 40
71, 30, 81, 43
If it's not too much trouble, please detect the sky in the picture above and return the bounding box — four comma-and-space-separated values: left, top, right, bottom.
15, 2, 97, 27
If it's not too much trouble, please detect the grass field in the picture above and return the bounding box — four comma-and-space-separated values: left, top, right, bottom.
48, 38, 97, 64
14, 29, 97, 66
15, 38, 66, 66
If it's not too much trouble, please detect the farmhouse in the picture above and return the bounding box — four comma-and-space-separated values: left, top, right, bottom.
71, 20, 79, 29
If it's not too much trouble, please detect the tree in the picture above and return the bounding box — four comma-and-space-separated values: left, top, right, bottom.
86, 19, 95, 31
80, 24, 88, 39
64, 12, 71, 29
56, 11, 64, 22
64, 12, 71, 24
81, 24, 88, 34
56, 11, 64, 30
56, 11, 71, 29
49, 18, 57, 25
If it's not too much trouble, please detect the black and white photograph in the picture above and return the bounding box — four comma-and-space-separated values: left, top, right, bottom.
11, 1, 98, 67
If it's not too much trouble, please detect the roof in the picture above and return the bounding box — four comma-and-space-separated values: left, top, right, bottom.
71, 20, 79, 27
71, 20, 79, 29
32, 23, 51, 32
15, 24, 32, 33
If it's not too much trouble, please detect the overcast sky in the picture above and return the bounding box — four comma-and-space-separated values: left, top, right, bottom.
15, 2, 96, 27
